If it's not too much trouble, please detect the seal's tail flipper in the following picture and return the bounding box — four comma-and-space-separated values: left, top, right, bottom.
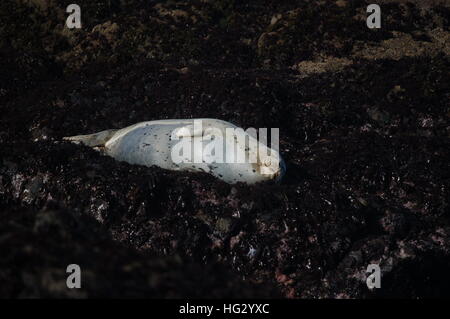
63, 129, 118, 147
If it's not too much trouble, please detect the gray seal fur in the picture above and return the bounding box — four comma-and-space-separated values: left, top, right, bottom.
64, 118, 286, 184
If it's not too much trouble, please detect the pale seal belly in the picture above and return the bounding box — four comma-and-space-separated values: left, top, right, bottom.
64, 118, 286, 184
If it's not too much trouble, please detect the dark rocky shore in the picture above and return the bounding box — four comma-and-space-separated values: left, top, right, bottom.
1, 0, 449, 298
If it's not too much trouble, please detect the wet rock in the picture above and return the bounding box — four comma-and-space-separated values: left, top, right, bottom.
22, 175, 44, 205
0, 207, 277, 298
380, 210, 408, 236
1, 0, 449, 298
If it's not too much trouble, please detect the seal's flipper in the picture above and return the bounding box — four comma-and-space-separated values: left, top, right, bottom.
63, 129, 118, 147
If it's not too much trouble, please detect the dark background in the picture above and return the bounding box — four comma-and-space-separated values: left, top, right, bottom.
0, 0, 449, 298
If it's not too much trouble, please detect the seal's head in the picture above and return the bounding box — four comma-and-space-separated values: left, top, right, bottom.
257, 150, 286, 183
199, 120, 287, 184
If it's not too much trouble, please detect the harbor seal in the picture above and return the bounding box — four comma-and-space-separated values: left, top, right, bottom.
63, 118, 286, 184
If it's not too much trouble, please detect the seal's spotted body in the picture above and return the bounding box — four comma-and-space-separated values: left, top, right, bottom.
64, 119, 285, 184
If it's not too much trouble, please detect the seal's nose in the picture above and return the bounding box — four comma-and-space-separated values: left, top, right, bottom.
275, 158, 286, 182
